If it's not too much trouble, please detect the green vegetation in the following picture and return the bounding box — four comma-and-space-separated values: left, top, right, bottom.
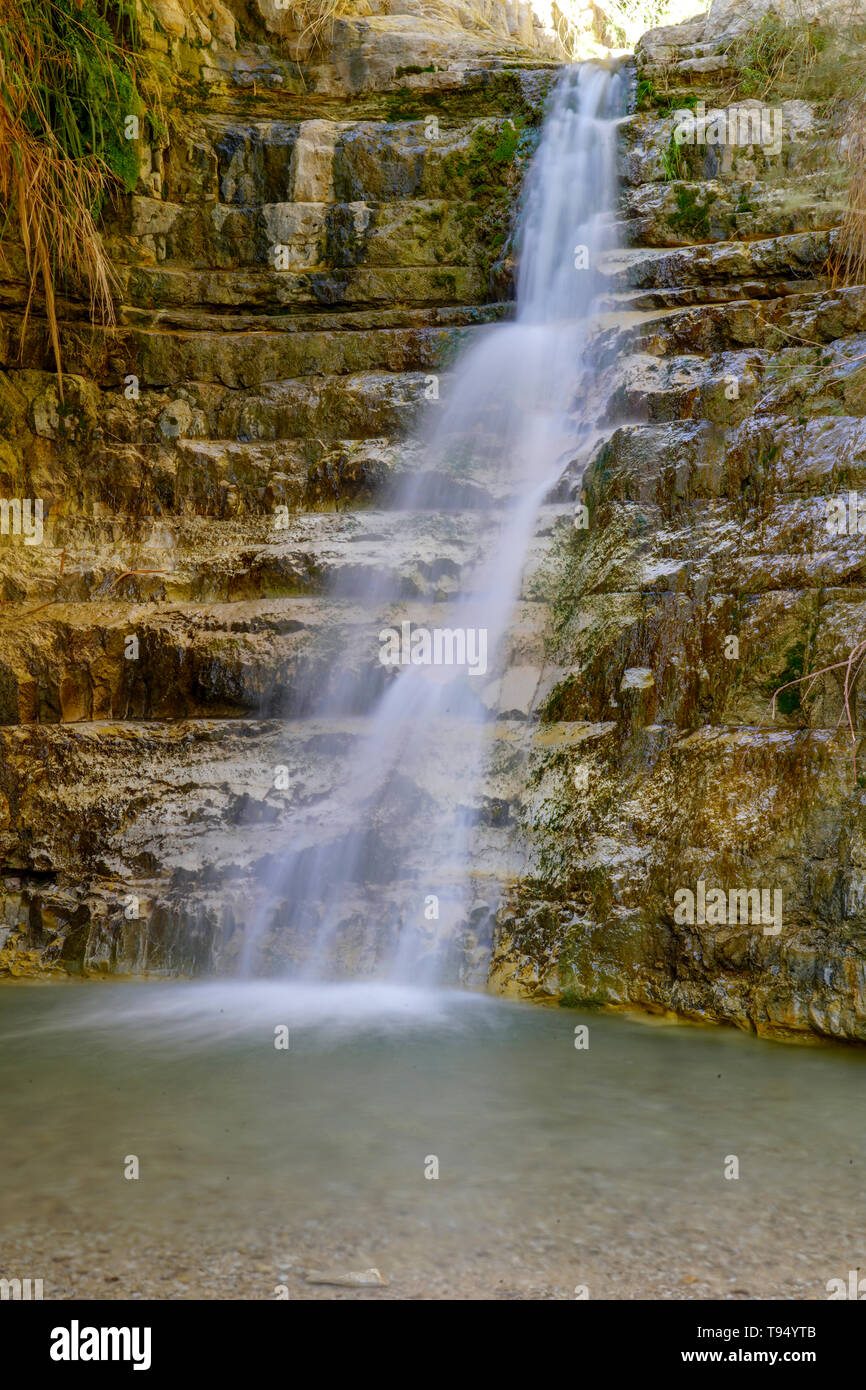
773, 641, 807, 717
637, 78, 697, 119
450, 117, 533, 294
0, 0, 163, 389
558, 988, 606, 1011
661, 129, 687, 182
384, 86, 429, 122
727, 13, 827, 101
450, 115, 526, 184
669, 185, 717, 240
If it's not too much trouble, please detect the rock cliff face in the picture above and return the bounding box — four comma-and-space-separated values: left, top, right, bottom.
2, 1, 866, 1044
491, 11, 866, 1042
0, 0, 561, 976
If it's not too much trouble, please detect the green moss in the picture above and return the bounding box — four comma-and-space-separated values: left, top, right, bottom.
451, 117, 525, 189
437, 328, 471, 368
774, 641, 807, 716
383, 86, 428, 122
658, 95, 699, 120
448, 117, 535, 295
558, 989, 606, 1011
431, 271, 457, 295
670, 186, 718, 240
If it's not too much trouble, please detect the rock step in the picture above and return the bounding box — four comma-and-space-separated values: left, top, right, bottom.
124, 161, 846, 276
496, 729, 866, 1027
618, 176, 846, 248
8, 375, 577, 517
592, 416, 866, 504
543, 577, 866, 731
158, 111, 542, 207
592, 285, 866, 363
619, 104, 838, 189
5, 715, 849, 898
108, 371, 430, 444
8, 335, 865, 530
116, 196, 496, 273
87, 325, 866, 458
0, 709, 542, 886
557, 493, 866, 604
0, 703, 547, 975
3, 715, 860, 975
107, 436, 421, 516
17, 290, 862, 461
116, 301, 512, 334
45, 262, 854, 443
0, 595, 552, 725
153, 435, 531, 510
2, 365, 436, 451
0, 256, 509, 330
636, 56, 734, 87
597, 230, 833, 291
0, 504, 575, 607
110, 361, 585, 449
0, 409, 427, 518
5, 573, 865, 733
596, 279, 830, 313
601, 330, 866, 426
170, 62, 558, 127
581, 521, 866, 598
51, 320, 480, 390
114, 261, 488, 310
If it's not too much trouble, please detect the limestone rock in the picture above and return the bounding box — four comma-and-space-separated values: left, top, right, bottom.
704, 0, 866, 42
199, 0, 236, 47
148, 0, 236, 46
149, 0, 189, 37
291, 121, 340, 203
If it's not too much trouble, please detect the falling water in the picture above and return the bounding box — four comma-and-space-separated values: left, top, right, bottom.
242, 61, 630, 981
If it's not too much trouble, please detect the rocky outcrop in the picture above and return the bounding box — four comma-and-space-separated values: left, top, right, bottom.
4, 0, 866, 1046
0, 0, 559, 978
491, 9, 866, 1042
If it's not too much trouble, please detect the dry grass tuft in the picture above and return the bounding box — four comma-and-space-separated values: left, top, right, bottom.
830, 103, 866, 289
280, 0, 356, 52
725, 12, 826, 101
0, 0, 161, 394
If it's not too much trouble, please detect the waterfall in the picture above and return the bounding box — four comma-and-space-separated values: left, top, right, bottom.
241, 61, 630, 982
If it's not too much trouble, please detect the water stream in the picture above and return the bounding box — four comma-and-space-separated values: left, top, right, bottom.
243, 62, 630, 981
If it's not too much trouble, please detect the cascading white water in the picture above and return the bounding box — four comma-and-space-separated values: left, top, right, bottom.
242, 61, 630, 981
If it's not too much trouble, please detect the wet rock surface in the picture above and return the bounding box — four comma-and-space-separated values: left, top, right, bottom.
491, 11, 866, 1042
2, 2, 866, 1044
